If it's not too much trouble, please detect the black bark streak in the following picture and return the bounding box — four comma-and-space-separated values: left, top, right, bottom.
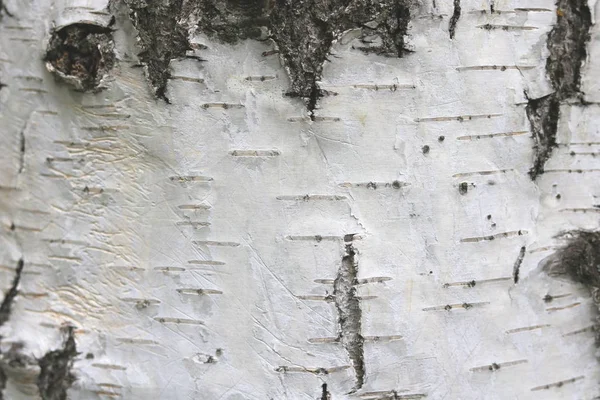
320, 383, 330, 400
512, 246, 526, 284
0, 259, 23, 400
448, 0, 460, 39
37, 326, 78, 400
333, 235, 365, 393
527, 0, 592, 180
17, 128, 25, 175
0, 368, 5, 400
0, 259, 24, 328
0, 0, 13, 20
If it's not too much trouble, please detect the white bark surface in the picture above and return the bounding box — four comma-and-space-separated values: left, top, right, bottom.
1, 0, 599, 399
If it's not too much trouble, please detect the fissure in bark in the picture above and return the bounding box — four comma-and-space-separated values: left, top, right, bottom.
333, 235, 365, 392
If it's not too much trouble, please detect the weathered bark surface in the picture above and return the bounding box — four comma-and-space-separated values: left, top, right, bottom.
0, 0, 599, 399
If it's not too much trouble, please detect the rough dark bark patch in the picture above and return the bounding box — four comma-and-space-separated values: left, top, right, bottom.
122, 0, 414, 113
197, 0, 415, 114
45, 24, 115, 92
448, 0, 460, 39
546, 1, 592, 98
121, 0, 191, 102
542, 230, 600, 342
526, 0, 592, 180
0, 259, 23, 328
526, 94, 559, 180
269, 0, 414, 116
333, 236, 365, 392
183, 0, 270, 44
37, 327, 78, 400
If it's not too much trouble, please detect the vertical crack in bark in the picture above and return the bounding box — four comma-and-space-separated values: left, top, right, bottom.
512, 246, 526, 284
37, 326, 78, 400
333, 235, 364, 392
527, 0, 592, 180
542, 231, 600, 342
448, 0, 460, 39
0, 259, 24, 327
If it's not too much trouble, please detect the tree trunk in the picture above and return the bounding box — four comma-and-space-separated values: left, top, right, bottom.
0, 0, 599, 399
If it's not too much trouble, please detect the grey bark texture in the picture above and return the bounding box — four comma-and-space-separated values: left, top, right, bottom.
0, 0, 600, 399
